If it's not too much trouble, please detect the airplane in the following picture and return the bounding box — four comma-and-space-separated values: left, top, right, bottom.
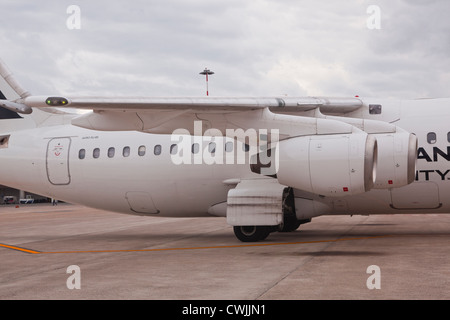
0, 57, 447, 242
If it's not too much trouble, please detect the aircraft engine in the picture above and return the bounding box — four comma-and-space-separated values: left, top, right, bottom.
371, 130, 417, 189
251, 133, 378, 197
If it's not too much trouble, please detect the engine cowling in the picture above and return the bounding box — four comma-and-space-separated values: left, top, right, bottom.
256, 133, 377, 197
371, 130, 417, 189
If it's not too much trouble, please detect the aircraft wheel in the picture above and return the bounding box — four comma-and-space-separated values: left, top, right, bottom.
233, 226, 271, 242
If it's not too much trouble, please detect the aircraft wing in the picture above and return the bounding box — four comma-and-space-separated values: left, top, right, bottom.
23, 95, 363, 113
1, 55, 366, 137
2, 56, 369, 139
20, 95, 365, 138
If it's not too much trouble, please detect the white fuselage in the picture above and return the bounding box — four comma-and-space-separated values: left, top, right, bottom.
0, 124, 258, 216
0, 98, 449, 218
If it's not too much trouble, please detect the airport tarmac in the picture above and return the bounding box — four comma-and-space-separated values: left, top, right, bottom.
0, 203, 449, 300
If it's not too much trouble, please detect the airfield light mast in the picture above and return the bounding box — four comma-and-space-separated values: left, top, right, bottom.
199, 67, 214, 96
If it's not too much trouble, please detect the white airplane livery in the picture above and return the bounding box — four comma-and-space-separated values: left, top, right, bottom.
0, 58, 447, 242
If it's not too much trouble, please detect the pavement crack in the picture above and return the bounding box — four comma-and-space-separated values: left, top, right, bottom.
255, 217, 371, 300
254, 240, 336, 300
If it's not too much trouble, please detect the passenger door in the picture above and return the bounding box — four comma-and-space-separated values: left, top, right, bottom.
46, 137, 71, 185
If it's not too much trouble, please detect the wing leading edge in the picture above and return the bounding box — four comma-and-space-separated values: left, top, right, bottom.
22, 95, 363, 112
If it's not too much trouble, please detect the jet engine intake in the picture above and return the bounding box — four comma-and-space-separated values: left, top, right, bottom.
371, 130, 417, 189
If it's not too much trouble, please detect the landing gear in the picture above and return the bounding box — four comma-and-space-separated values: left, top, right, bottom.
232, 188, 311, 242
233, 219, 312, 242
233, 226, 272, 242
279, 218, 311, 232
279, 219, 302, 232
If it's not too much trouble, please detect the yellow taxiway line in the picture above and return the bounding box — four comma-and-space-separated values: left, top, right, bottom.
0, 235, 394, 255
0, 243, 41, 254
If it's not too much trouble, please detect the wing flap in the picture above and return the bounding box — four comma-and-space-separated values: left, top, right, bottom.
70, 108, 361, 143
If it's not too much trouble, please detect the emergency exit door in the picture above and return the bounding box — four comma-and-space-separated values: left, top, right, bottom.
46, 137, 71, 185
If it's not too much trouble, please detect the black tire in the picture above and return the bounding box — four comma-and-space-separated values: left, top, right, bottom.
233, 226, 271, 242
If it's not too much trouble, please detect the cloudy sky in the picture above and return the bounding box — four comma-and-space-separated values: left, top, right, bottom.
1, 0, 450, 99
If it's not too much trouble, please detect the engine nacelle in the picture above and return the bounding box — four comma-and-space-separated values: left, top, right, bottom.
269, 133, 377, 197
371, 130, 417, 189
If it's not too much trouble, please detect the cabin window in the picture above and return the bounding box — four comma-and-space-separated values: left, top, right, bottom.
154, 144, 162, 155
427, 132, 437, 144
170, 144, 178, 155
225, 141, 233, 152
123, 146, 130, 157
78, 149, 86, 159
447, 132, 450, 143
108, 147, 115, 158
243, 143, 250, 152
192, 143, 199, 154
208, 142, 216, 154
93, 148, 100, 159
369, 104, 382, 115
138, 145, 146, 156
0, 135, 10, 149
259, 133, 268, 142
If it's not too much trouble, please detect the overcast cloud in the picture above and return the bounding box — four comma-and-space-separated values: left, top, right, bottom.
1, 0, 450, 99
